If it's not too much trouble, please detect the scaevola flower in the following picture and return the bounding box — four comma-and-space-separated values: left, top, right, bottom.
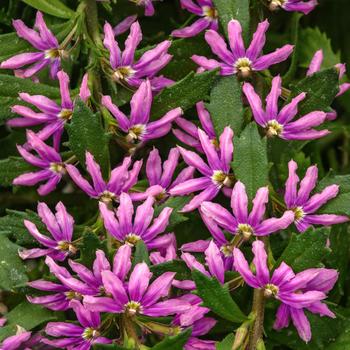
307, 49, 350, 120
169, 127, 234, 212
0, 326, 33, 350
19, 202, 75, 261
103, 22, 173, 91
273, 268, 338, 342
233, 241, 331, 341
129, 0, 156, 16
43, 300, 111, 349
66, 151, 142, 202
0, 11, 63, 79
192, 19, 293, 78
99, 193, 173, 250
284, 160, 348, 232
9, 71, 90, 149
130, 147, 194, 201
243, 75, 330, 140
267, 0, 317, 14
171, 0, 218, 38
83, 263, 190, 317
102, 80, 182, 148
13, 130, 65, 195
173, 101, 216, 153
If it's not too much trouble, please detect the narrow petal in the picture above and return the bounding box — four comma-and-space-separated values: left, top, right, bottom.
233, 247, 260, 288
130, 80, 152, 126
273, 304, 291, 330
242, 82, 267, 126
177, 146, 212, 176
121, 21, 142, 65
204, 30, 234, 65
23, 220, 57, 248
133, 196, 155, 235
169, 177, 212, 196
85, 152, 106, 194
246, 19, 269, 60
252, 240, 270, 286
265, 75, 281, 119
66, 165, 97, 198
181, 184, 220, 212
103, 22, 121, 69
198, 128, 221, 170
296, 165, 318, 205
113, 244, 132, 280
219, 126, 234, 173
278, 92, 306, 125
248, 187, 269, 226
303, 184, 340, 213
128, 262, 152, 302
101, 95, 129, 132
253, 45, 294, 71
57, 71, 72, 109
146, 148, 162, 186
84, 295, 123, 313
143, 207, 172, 241
283, 111, 327, 132
290, 308, 311, 343
305, 214, 349, 226
231, 181, 248, 223
117, 193, 134, 235
227, 20, 245, 60
101, 271, 128, 306
55, 202, 74, 242
284, 160, 299, 208
172, 18, 210, 38
254, 210, 295, 236
160, 147, 180, 188
307, 49, 323, 76
143, 299, 190, 316
205, 241, 225, 283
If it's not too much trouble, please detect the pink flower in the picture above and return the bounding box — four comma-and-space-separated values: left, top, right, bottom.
267, 0, 317, 14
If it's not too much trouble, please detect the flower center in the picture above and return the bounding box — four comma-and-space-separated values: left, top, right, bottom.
203, 6, 218, 20
57, 241, 77, 255
99, 190, 117, 203
125, 124, 146, 144
292, 206, 305, 222
220, 244, 234, 257
234, 57, 253, 79
49, 162, 65, 174
82, 327, 100, 340
264, 283, 279, 298
211, 170, 234, 188
155, 189, 167, 202
265, 120, 283, 137
125, 233, 142, 247
124, 301, 142, 316
269, 0, 285, 11
58, 109, 73, 121
113, 66, 136, 82
237, 224, 253, 240
44, 49, 65, 60
65, 290, 83, 300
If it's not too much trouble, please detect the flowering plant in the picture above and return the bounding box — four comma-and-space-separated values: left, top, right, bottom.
0, 0, 349, 349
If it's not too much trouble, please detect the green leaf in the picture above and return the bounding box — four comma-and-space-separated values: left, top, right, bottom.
216, 333, 235, 350
132, 240, 150, 267
151, 70, 219, 120
213, 0, 250, 41
77, 231, 106, 268
192, 270, 246, 323
151, 328, 192, 350
154, 196, 190, 230
67, 99, 110, 176
22, 0, 74, 19
299, 27, 341, 69
328, 318, 350, 350
93, 344, 128, 350
0, 157, 35, 187
206, 76, 244, 135
289, 68, 339, 115
0, 209, 45, 246
232, 123, 268, 200
151, 260, 192, 280
275, 227, 330, 272
0, 235, 28, 291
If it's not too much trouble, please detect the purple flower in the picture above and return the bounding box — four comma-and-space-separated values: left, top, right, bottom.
103, 21, 173, 91
19, 202, 75, 261
172, 294, 217, 350
307, 49, 350, 120
102, 80, 183, 148
51, 246, 132, 297
267, 0, 317, 14
0, 11, 63, 79
130, 147, 194, 201
173, 101, 216, 153
83, 263, 190, 317
169, 127, 234, 212
233, 241, 330, 341
0, 324, 32, 350
99, 192, 173, 250
43, 300, 111, 349
66, 151, 142, 202
201, 181, 295, 242
273, 268, 338, 342
9, 71, 90, 149
243, 75, 330, 140
284, 160, 348, 232
177, 240, 227, 290
113, 15, 138, 36
13, 130, 65, 195
27, 256, 84, 311
130, 0, 156, 16
192, 19, 293, 78
171, 0, 218, 38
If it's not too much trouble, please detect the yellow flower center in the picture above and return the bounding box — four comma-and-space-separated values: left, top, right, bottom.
203, 6, 218, 20
124, 301, 142, 316
264, 283, 279, 298
57, 241, 77, 255
211, 170, 234, 188
265, 120, 284, 137
65, 290, 83, 300
113, 66, 136, 82
220, 244, 234, 257
58, 109, 73, 121
49, 162, 65, 174
126, 124, 146, 144
125, 233, 142, 247
237, 224, 254, 240
293, 206, 305, 222
82, 327, 100, 340
44, 49, 65, 60
269, 0, 285, 11
99, 191, 117, 203
234, 57, 253, 79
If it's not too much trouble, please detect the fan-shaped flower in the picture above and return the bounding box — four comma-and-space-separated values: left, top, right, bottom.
267, 0, 317, 14
172, 0, 218, 38
284, 160, 348, 232
243, 75, 330, 140
0, 11, 63, 78
192, 19, 293, 78
169, 127, 234, 212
